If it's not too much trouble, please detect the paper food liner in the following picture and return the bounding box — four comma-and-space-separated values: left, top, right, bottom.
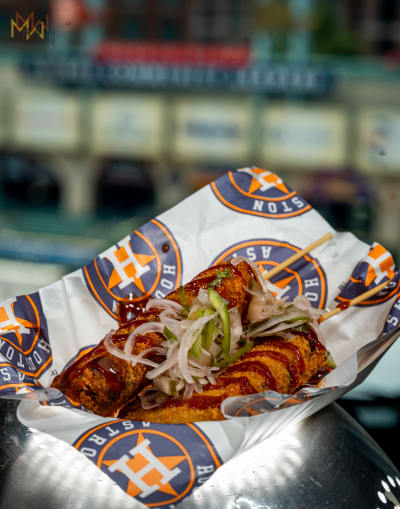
1, 168, 400, 507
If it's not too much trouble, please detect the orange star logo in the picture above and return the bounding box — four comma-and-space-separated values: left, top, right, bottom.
108, 247, 156, 294
243, 167, 289, 195
0, 300, 36, 348
102, 432, 186, 499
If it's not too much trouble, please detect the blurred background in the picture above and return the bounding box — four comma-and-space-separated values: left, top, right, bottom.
0, 0, 400, 466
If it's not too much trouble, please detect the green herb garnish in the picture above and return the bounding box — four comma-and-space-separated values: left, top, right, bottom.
163, 326, 178, 342
208, 268, 232, 289
178, 286, 189, 314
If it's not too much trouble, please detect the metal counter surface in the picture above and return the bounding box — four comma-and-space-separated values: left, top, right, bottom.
1, 400, 399, 509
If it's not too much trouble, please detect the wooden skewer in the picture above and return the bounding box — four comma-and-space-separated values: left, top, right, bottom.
263, 232, 333, 281
319, 279, 391, 323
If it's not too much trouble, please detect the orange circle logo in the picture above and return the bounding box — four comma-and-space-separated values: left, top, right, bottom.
211, 168, 311, 219
74, 420, 221, 506
212, 238, 327, 308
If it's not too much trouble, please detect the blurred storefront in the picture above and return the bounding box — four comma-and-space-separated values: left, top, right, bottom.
1, 0, 400, 466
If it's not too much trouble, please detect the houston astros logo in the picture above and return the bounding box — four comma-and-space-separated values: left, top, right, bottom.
338, 242, 400, 307
84, 219, 182, 320
384, 291, 400, 333
212, 239, 327, 308
211, 167, 311, 219
0, 293, 51, 379
74, 420, 221, 506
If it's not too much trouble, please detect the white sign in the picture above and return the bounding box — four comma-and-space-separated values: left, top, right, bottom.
172, 97, 251, 162
12, 89, 80, 151
91, 94, 164, 158
356, 109, 400, 174
261, 106, 347, 168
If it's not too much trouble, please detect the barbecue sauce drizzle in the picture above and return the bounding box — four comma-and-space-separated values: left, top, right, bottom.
54, 261, 328, 414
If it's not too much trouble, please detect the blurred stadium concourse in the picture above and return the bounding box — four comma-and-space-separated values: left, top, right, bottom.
0, 0, 400, 465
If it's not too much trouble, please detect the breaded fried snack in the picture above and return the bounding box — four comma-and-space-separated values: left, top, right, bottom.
51, 261, 256, 416
119, 333, 327, 423
52, 258, 332, 421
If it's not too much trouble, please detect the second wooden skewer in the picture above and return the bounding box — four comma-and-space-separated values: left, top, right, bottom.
319, 279, 391, 322
263, 231, 333, 281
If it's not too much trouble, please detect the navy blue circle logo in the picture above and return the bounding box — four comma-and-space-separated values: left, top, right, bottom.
0, 292, 51, 379
211, 167, 311, 219
74, 420, 221, 506
212, 238, 327, 308
83, 219, 183, 320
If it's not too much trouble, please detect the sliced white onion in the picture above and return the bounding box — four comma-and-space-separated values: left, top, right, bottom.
146, 298, 184, 313
104, 332, 161, 368
182, 383, 194, 400
103, 331, 130, 361
247, 319, 308, 338
293, 295, 324, 316
140, 387, 168, 409
188, 349, 213, 367
231, 256, 270, 293
197, 288, 210, 305
248, 310, 311, 335
178, 312, 217, 383
146, 346, 179, 380
123, 322, 164, 356
229, 307, 243, 353
153, 375, 175, 394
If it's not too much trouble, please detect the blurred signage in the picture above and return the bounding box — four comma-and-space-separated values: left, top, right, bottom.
172, 98, 251, 162
91, 94, 163, 158
20, 57, 334, 97
94, 42, 250, 68
261, 106, 347, 167
10, 11, 49, 41
11, 89, 80, 151
356, 110, 400, 174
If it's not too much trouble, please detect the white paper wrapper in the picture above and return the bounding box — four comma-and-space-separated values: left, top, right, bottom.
1, 167, 400, 507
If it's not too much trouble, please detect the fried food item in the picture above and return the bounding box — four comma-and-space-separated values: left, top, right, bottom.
51, 261, 255, 417
51, 312, 163, 417
118, 332, 327, 423
166, 261, 254, 319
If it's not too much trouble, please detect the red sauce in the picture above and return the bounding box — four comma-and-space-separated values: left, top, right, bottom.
298, 329, 326, 352
220, 360, 277, 391
337, 301, 350, 310
261, 338, 306, 374
156, 376, 257, 410
185, 264, 244, 306
306, 367, 333, 386
87, 356, 124, 395
241, 350, 297, 388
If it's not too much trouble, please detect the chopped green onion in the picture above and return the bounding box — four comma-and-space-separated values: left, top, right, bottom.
190, 308, 204, 357
203, 320, 217, 350
163, 326, 178, 343
214, 341, 254, 367
178, 286, 189, 314
208, 268, 232, 289
169, 380, 177, 396
294, 322, 311, 333
208, 288, 230, 358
